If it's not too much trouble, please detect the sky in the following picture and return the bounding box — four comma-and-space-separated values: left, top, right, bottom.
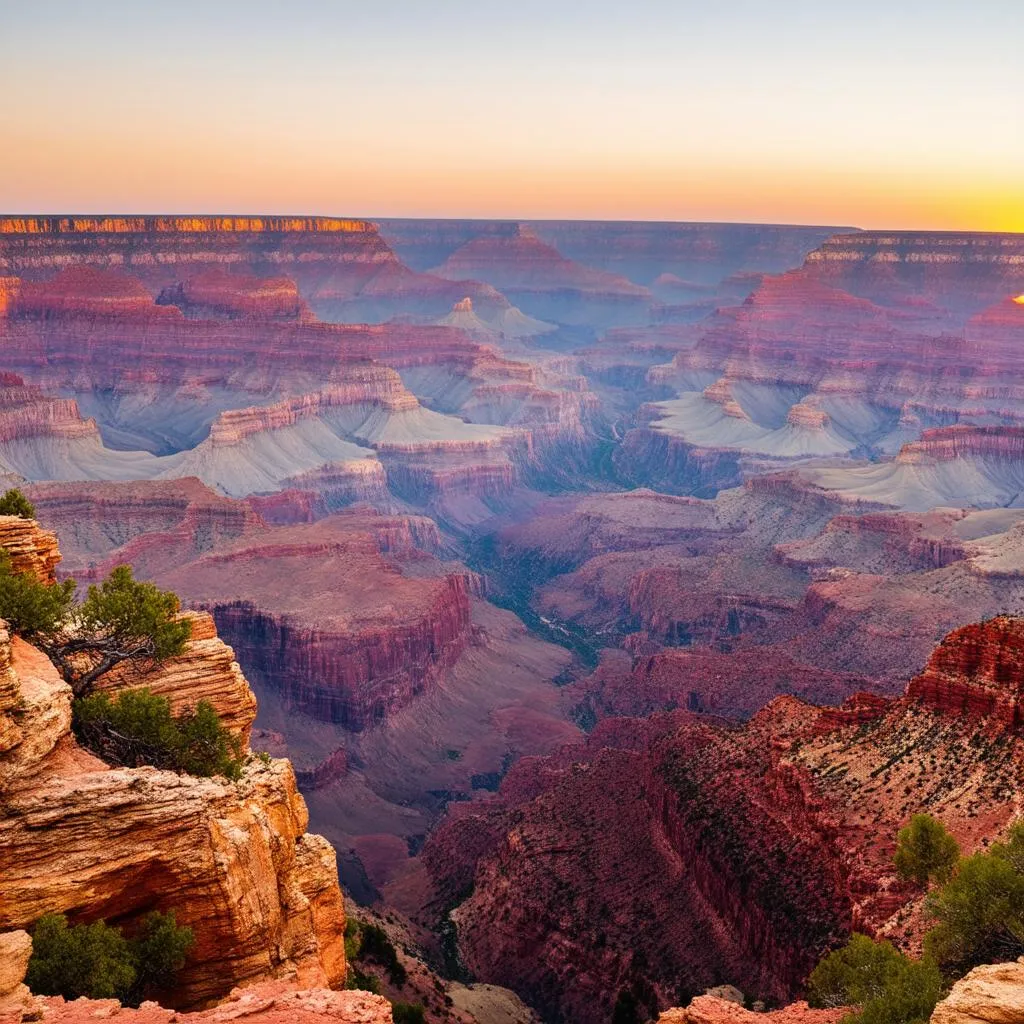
1, 0, 1022, 230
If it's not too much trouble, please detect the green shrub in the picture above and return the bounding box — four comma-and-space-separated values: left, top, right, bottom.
807, 933, 905, 1008
392, 1002, 426, 1024
894, 815, 960, 887
807, 934, 944, 1024
344, 918, 362, 960
25, 910, 193, 1005
0, 551, 76, 638
79, 565, 192, 664
0, 488, 36, 519
345, 967, 382, 994
131, 911, 195, 998
73, 688, 243, 780
26, 913, 135, 1001
924, 822, 1024, 975
857, 957, 945, 1024
0, 554, 191, 696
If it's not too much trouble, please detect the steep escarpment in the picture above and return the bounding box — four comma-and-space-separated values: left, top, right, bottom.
426, 616, 1024, 1020
906, 615, 1024, 728
0, 214, 503, 322
625, 231, 1024, 494
0, 261, 596, 499
0, 521, 348, 1010
152, 515, 473, 730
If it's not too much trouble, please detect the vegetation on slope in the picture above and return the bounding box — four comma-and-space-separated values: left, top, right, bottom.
808, 816, 1024, 1024
26, 910, 194, 1006
0, 487, 36, 519
73, 687, 244, 780
0, 557, 191, 695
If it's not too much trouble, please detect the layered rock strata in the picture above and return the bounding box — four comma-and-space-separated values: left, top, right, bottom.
0, 523, 347, 1009
425, 617, 1024, 1020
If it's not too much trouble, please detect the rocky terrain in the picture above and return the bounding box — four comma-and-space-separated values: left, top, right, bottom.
424, 616, 1024, 1021
4, 216, 1024, 1023
0, 517, 347, 1009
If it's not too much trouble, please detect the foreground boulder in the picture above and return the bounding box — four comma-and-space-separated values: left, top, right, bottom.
931, 960, 1024, 1024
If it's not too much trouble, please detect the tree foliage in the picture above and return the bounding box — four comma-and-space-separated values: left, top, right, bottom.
807, 934, 944, 1024
73, 688, 243, 780
924, 822, 1024, 975
25, 910, 194, 1006
391, 1003, 426, 1024
807, 933, 904, 1009
0, 551, 76, 637
808, 819, 1024, 1024
0, 556, 191, 695
26, 913, 135, 1001
46, 565, 192, 695
0, 488, 36, 519
894, 815, 961, 887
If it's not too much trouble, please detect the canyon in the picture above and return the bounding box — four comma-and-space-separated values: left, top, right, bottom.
3, 215, 1024, 1023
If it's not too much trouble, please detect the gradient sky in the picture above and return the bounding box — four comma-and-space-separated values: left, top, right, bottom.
1, 0, 1021, 230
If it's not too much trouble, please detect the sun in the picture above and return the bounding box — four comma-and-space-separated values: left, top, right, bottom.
1015, 295, 1024, 306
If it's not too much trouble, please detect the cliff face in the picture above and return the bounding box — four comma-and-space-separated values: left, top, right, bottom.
631, 231, 1024, 495
96, 610, 258, 743
426, 617, 1024, 1021
150, 515, 474, 730
0, 513, 60, 582
907, 616, 1024, 728
0, 215, 504, 322
0, 523, 347, 1009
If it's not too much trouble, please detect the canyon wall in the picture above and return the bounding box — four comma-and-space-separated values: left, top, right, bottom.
425, 616, 1024, 1021
0, 521, 348, 1009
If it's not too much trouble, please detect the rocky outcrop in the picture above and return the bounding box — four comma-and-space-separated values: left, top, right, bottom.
0, 523, 347, 1010
931, 959, 1024, 1024
658, 997, 846, 1024
0, 929, 39, 1021
96, 610, 257, 743
4, 978, 392, 1024
158, 269, 305, 319
151, 516, 474, 730
24, 478, 260, 580
428, 615, 1024, 1021
907, 616, 1024, 728
634, 231, 1024, 494
0, 513, 60, 582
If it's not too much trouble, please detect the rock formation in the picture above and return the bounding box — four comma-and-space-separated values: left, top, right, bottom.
424, 616, 1024, 1021
2, 975, 392, 1024
621, 231, 1024, 494
0, 215, 501, 322
931, 959, 1024, 1024
0, 521, 348, 1010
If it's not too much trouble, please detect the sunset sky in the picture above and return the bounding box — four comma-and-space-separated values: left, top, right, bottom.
2, 0, 1021, 230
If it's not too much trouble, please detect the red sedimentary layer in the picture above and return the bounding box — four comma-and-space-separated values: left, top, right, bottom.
0, 377, 99, 443
158, 269, 304, 319
0, 214, 504, 318
572, 646, 875, 721
906, 615, 1024, 728
150, 516, 472, 731
34, 982, 393, 1024
24, 478, 260, 580
896, 424, 1024, 463
427, 615, 1024, 1020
